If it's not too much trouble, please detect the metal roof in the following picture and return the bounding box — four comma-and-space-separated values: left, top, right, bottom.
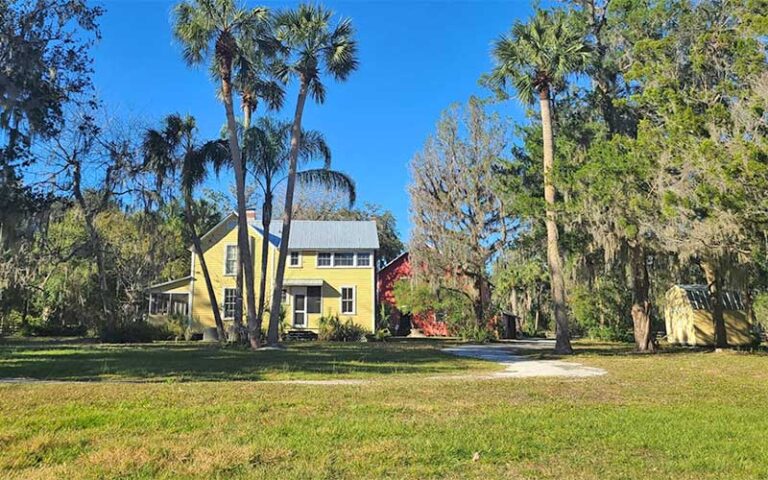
284, 279, 324, 287
250, 220, 379, 250
147, 276, 193, 291
672, 284, 745, 311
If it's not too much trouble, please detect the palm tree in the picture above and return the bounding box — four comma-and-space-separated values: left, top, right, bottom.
244, 117, 355, 337
143, 114, 229, 341
266, 3, 358, 345
490, 10, 591, 354
173, 0, 272, 347
230, 40, 285, 339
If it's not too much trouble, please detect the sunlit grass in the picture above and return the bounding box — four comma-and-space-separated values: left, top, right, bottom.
1, 339, 767, 479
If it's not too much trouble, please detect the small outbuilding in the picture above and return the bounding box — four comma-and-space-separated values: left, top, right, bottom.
664, 284, 753, 346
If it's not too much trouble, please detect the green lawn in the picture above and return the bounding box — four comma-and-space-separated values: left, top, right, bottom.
0, 338, 494, 382
1, 338, 768, 479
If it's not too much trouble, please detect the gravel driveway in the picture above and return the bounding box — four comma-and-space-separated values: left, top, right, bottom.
442, 340, 607, 379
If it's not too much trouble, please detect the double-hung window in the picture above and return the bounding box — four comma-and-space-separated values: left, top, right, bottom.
356, 252, 371, 267
289, 251, 301, 267
333, 253, 355, 267
317, 252, 372, 267
317, 252, 332, 267
224, 245, 238, 276
223, 288, 237, 318
341, 287, 355, 314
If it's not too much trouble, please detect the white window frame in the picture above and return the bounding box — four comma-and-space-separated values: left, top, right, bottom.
333, 252, 356, 267
340, 286, 356, 315
355, 252, 371, 268
317, 252, 333, 268
289, 251, 302, 268
223, 244, 238, 276
222, 287, 237, 319
316, 251, 373, 268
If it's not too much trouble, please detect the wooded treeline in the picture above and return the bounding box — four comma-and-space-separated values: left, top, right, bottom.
0, 1, 402, 341
404, 0, 768, 351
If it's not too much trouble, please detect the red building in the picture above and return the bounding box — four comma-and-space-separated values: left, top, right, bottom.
377, 252, 449, 336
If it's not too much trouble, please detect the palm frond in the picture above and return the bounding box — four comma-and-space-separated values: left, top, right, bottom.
323, 17, 358, 81
297, 129, 331, 168
296, 168, 356, 206
490, 8, 592, 105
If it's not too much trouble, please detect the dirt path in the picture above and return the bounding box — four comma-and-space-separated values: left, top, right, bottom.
441, 341, 607, 379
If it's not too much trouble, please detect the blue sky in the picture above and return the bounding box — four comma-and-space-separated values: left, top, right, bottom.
92, 0, 533, 240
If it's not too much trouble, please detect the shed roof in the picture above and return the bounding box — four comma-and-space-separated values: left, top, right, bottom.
250, 220, 379, 250
670, 284, 745, 311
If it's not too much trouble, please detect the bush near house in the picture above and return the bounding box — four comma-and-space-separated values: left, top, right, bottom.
99, 321, 178, 343
318, 314, 367, 342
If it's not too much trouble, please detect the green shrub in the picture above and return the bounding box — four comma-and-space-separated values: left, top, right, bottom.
99, 321, 175, 343
318, 314, 366, 342
16, 316, 88, 337
371, 327, 392, 342
586, 325, 634, 343
458, 325, 496, 343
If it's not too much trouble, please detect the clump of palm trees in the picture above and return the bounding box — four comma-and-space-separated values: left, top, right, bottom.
163, 1, 358, 348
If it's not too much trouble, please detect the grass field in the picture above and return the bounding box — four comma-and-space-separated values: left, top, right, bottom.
1, 338, 767, 479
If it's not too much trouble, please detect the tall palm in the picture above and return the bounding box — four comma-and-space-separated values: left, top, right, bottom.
490, 10, 591, 354
267, 3, 358, 344
234, 41, 285, 129
173, 0, 271, 347
244, 117, 355, 337
143, 114, 229, 341
229, 40, 285, 339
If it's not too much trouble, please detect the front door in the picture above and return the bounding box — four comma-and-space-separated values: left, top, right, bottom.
293, 293, 306, 327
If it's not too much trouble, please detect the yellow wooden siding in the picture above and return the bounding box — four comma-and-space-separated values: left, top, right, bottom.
283, 251, 375, 332
187, 222, 375, 333
190, 225, 274, 332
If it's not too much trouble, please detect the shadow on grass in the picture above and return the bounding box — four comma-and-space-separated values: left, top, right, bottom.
511, 339, 768, 360
0, 338, 480, 382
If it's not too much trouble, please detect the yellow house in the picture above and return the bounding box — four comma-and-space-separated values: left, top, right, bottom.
147, 212, 380, 335
664, 284, 753, 346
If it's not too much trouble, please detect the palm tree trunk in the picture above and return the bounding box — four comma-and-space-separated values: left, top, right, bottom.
267, 80, 309, 345
630, 244, 655, 352
232, 101, 255, 343
539, 86, 572, 355
232, 162, 245, 341
184, 193, 225, 341
701, 259, 729, 348
220, 75, 258, 347
255, 191, 272, 335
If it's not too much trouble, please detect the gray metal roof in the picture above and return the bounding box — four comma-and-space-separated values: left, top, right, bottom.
250, 220, 379, 250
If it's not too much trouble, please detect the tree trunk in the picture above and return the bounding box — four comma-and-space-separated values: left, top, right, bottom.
473, 277, 489, 328
232, 101, 255, 344
255, 191, 272, 336
267, 80, 309, 345
630, 245, 655, 352
511, 288, 522, 338
701, 259, 729, 348
184, 194, 225, 341
539, 87, 572, 354
220, 74, 258, 347
232, 167, 245, 341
